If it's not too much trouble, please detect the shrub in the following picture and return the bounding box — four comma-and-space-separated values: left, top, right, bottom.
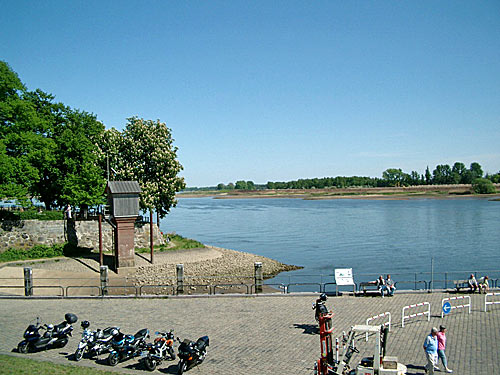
0, 243, 84, 263
472, 178, 497, 194
0, 209, 63, 221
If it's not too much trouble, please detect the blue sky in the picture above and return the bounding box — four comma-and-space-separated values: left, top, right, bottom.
2, 1, 499, 187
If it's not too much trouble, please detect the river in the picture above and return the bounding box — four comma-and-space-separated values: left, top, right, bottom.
159, 196, 500, 289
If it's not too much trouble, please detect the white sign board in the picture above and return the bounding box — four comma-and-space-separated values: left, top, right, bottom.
335, 268, 354, 286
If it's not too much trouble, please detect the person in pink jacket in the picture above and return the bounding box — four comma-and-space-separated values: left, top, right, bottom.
437, 325, 453, 373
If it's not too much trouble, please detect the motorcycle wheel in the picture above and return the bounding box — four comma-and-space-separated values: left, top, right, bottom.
108, 352, 120, 366
74, 348, 84, 361
58, 338, 69, 348
144, 357, 157, 372
177, 360, 187, 375
168, 346, 176, 360
17, 342, 29, 354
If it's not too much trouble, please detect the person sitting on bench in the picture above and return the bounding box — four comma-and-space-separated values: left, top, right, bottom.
380, 274, 396, 297
478, 275, 489, 293
376, 275, 386, 297
468, 274, 478, 293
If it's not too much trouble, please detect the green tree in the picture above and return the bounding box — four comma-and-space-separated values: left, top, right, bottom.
451, 162, 466, 184
103, 117, 185, 218
425, 166, 432, 185
217, 183, 226, 190
472, 178, 497, 194
235, 180, 247, 190
246, 181, 255, 190
432, 164, 452, 184
1, 61, 106, 209
469, 162, 483, 180
382, 168, 406, 187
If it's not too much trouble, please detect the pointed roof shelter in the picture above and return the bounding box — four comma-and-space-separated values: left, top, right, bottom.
105, 181, 142, 219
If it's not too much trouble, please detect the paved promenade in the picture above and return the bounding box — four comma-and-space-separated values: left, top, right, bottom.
0, 291, 498, 374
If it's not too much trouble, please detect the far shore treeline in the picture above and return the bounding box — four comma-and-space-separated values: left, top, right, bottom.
0, 61, 185, 216
186, 163, 500, 194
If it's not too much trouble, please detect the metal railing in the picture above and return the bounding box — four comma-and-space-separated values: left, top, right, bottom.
1, 269, 499, 298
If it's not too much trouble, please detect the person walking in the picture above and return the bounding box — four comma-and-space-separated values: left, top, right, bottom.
437, 325, 453, 373
423, 327, 439, 374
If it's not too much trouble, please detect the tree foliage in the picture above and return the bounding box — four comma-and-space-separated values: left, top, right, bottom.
472, 178, 497, 194
0, 60, 105, 209
102, 117, 185, 218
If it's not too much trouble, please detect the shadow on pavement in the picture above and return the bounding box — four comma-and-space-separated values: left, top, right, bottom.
293, 323, 318, 335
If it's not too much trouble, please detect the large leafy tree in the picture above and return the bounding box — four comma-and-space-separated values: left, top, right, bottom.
103, 117, 185, 218
382, 168, 407, 187
0, 60, 106, 209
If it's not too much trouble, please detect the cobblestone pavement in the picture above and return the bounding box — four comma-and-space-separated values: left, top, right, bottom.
0, 292, 499, 374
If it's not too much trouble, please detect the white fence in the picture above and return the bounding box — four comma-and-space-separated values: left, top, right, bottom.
402, 302, 430, 328
441, 295, 471, 318
485, 292, 500, 312
365, 312, 391, 341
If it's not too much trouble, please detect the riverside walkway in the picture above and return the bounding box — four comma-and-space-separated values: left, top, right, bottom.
0, 291, 498, 374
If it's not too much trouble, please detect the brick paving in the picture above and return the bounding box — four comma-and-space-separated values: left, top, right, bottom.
0, 291, 499, 374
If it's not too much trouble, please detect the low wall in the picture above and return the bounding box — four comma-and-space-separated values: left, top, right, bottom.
0, 219, 165, 252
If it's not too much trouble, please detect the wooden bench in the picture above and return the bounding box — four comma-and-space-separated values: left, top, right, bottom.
453, 279, 470, 291
359, 282, 381, 295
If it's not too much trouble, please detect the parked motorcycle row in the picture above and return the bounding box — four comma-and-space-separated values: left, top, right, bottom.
17, 313, 209, 374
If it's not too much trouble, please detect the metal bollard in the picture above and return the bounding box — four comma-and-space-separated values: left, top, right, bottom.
176, 264, 184, 294
254, 262, 263, 293
24, 267, 33, 296
100, 265, 108, 296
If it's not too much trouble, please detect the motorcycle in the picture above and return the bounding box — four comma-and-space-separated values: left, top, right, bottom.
176, 336, 209, 374
17, 313, 78, 353
141, 329, 176, 371
313, 293, 330, 322
74, 321, 118, 361
107, 328, 150, 366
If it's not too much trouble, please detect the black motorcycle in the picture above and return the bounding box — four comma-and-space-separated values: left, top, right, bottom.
312, 293, 330, 322
107, 328, 149, 366
17, 313, 78, 353
176, 336, 209, 374
74, 321, 118, 361
141, 329, 177, 371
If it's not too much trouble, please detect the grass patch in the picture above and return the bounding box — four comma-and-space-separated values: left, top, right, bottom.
0, 354, 120, 375
136, 233, 204, 253
0, 243, 86, 263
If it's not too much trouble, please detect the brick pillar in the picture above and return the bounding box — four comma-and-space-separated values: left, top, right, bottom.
113, 217, 137, 269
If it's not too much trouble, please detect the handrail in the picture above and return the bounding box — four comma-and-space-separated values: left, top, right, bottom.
65, 285, 101, 297
30, 285, 65, 297
102, 285, 138, 297
213, 284, 251, 294
139, 284, 176, 296
286, 283, 322, 293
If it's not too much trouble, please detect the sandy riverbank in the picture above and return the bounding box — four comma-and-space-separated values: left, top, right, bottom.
178, 184, 500, 200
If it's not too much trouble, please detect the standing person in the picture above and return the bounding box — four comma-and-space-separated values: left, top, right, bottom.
423, 327, 438, 374
65, 204, 72, 220
437, 325, 452, 373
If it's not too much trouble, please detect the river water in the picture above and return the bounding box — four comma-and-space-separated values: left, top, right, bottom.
159, 197, 500, 289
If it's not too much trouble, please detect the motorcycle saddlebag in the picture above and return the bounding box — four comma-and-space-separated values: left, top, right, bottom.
65, 313, 78, 324
196, 336, 209, 349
